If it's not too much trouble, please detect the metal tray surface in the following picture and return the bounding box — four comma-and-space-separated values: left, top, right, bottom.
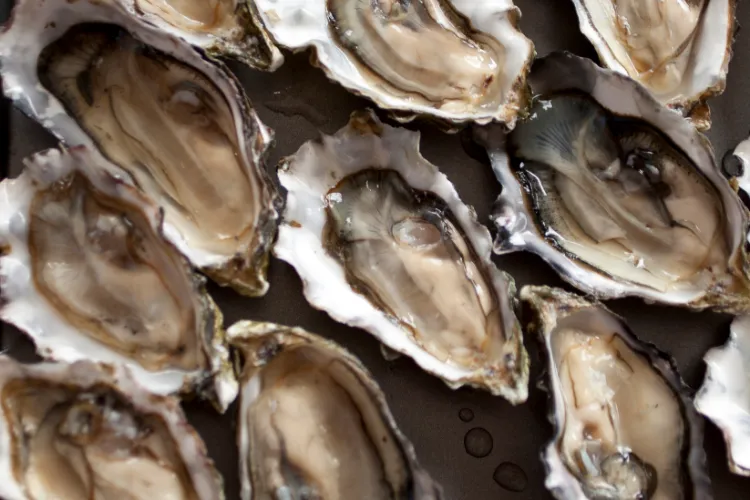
1, 1, 749, 498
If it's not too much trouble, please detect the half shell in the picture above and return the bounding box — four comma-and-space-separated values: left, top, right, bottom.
570, 0, 736, 129
0, 356, 224, 500
253, 0, 534, 128
481, 52, 750, 313
0, 0, 281, 297
275, 110, 528, 403
523, 286, 711, 500
695, 315, 750, 476
0, 147, 236, 411
228, 321, 443, 500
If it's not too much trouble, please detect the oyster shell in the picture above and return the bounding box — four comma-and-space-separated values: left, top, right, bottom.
522, 286, 711, 500
482, 52, 750, 313
0, 0, 281, 297
121, 0, 283, 70
253, 0, 534, 128
227, 320, 443, 500
0, 356, 224, 500
570, 0, 735, 128
275, 110, 528, 403
695, 315, 750, 476
0, 147, 236, 411
723, 134, 750, 200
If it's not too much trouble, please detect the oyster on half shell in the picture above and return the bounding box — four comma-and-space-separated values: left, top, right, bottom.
522, 286, 711, 500
482, 52, 750, 313
570, 0, 735, 128
253, 0, 534, 128
0, 0, 281, 297
0, 356, 224, 500
228, 321, 443, 500
0, 147, 236, 411
275, 110, 528, 403
122, 0, 283, 70
695, 315, 750, 476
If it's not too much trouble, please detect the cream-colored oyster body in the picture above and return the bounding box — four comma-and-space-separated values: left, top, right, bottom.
0, 147, 236, 411
253, 0, 534, 128
522, 286, 710, 500
570, 0, 735, 128
0, 0, 281, 297
274, 110, 528, 403
0, 356, 224, 500
228, 321, 442, 500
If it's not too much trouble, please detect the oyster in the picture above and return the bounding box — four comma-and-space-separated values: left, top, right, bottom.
482, 52, 750, 312
522, 286, 710, 500
121, 0, 283, 70
695, 315, 750, 476
0, 0, 280, 297
0, 147, 236, 411
0, 356, 223, 500
253, 0, 534, 127
227, 321, 443, 500
570, 0, 735, 128
723, 135, 750, 200
275, 110, 528, 403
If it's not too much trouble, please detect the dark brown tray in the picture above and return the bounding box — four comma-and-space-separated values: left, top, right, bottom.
2, 1, 749, 498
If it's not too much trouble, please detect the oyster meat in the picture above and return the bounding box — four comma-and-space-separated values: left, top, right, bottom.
570, 0, 735, 128
123, 0, 283, 70
0, 356, 223, 500
522, 286, 710, 500
0, 0, 280, 297
0, 147, 236, 411
695, 315, 750, 476
483, 52, 750, 312
253, 0, 534, 127
228, 321, 443, 500
275, 110, 528, 403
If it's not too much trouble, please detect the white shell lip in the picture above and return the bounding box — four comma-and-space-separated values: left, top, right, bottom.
521, 286, 711, 500
0, 147, 238, 412
0, 356, 225, 500
570, 0, 736, 125
118, 0, 284, 70
253, 0, 535, 128
227, 320, 444, 500
0, 0, 281, 298
695, 315, 750, 476
274, 109, 528, 403
481, 52, 750, 312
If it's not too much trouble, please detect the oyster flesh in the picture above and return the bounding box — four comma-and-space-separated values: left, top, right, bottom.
0, 147, 236, 411
253, 0, 534, 127
122, 0, 283, 70
0, 356, 223, 500
695, 315, 750, 476
483, 52, 750, 312
0, 0, 281, 297
522, 286, 710, 500
228, 320, 443, 500
275, 110, 528, 403
570, 0, 735, 128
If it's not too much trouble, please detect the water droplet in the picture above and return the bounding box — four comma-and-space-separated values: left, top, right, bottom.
493, 462, 527, 492
458, 408, 474, 422
464, 427, 493, 458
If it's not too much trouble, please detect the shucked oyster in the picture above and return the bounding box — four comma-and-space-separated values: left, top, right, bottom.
0, 356, 223, 500
570, 0, 735, 128
228, 321, 442, 500
695, 315, 750, 476
253, 0, 534, 128
0, 147, 236, 411
275, 110, 528, 403
522, 286, 710, 500
120, 0, 283, 70
482, 53, 750, 312
0, 0, 280, 297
